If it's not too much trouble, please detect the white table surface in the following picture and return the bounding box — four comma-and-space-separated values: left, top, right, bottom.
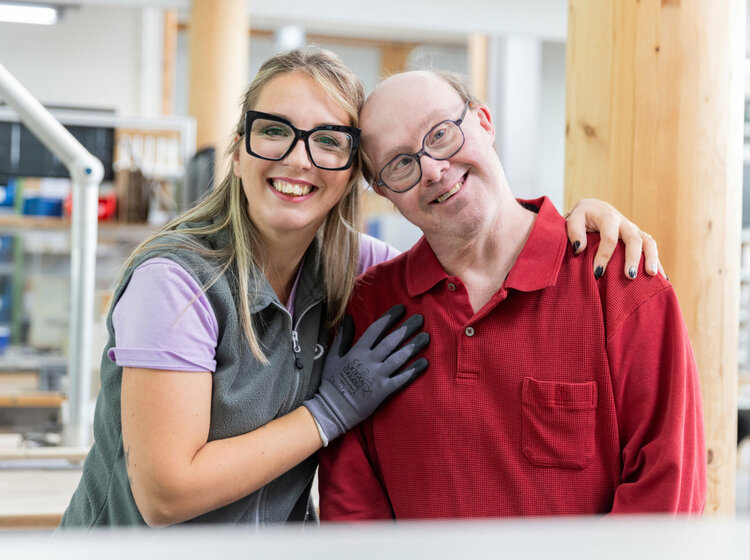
3, 516, 749, 560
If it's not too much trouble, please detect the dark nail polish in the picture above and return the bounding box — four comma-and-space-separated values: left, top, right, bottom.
573, 240, 581, 253
628, 267, 636, 279
594, 265, 604, 279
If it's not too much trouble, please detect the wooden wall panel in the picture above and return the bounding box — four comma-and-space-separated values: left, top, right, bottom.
565, 0, 746, 513
468, 33, 489, 102
380, 44, 414, 78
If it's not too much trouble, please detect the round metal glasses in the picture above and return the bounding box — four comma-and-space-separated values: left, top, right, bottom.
375, 101, 470, 193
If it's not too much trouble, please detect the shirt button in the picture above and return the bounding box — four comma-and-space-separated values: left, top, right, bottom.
465, 326, 475, 337
447, 282, 456, 291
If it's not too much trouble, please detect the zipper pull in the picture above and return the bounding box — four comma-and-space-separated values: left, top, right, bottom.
291, 330, 303, 369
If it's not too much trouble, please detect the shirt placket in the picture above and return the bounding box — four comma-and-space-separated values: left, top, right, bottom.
444, 279, 509, 383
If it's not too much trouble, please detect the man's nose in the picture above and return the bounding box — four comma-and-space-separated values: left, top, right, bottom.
420, 155, 450, 185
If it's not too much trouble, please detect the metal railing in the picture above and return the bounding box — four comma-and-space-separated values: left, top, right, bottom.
0, 62, 103, 447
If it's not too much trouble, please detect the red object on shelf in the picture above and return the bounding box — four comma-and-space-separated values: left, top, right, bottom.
64, 192, 118, 222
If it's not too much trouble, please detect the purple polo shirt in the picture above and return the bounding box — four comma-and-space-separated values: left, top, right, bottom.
108, 234, 400, 372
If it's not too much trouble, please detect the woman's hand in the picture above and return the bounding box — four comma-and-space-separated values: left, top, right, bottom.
565, 198, 665, 279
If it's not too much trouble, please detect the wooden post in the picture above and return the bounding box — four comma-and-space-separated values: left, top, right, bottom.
162, 9, 178, 115
468, 33, 489, 103
188, 0, 249, 180
565, 0, 746, 513
380, 43, 414, 78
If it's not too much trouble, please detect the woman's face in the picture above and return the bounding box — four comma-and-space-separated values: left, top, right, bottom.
233, 71, 355, 244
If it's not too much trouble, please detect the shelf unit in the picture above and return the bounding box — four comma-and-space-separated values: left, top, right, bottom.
0, 108, 195, 440
0, 219, 160, 440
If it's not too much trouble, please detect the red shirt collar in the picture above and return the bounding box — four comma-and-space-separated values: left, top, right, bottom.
406, 196, 567, 297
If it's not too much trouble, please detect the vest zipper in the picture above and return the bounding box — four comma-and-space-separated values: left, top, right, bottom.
288, 299, 318, 372
291, 330, 303, 369
257, 299, 320, 525
285, 301, 317, 409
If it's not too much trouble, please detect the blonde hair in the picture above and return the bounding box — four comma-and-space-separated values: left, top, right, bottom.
120, 47, 365, 362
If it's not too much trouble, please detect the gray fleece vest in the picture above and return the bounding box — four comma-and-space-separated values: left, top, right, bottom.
60, 225, 328, 527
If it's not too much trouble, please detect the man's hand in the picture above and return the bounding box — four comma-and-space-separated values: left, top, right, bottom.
565, 198, 665, 280
303, 304, 429, 444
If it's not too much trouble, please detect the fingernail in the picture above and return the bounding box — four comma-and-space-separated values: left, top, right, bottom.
594, 265, 604, 279
573, 240, 581, 253
666, 275, 670, 282
650, 264, 658, 275
628, 267, 637, 279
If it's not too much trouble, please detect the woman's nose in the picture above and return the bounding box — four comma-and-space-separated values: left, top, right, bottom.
282, 138, 313, 169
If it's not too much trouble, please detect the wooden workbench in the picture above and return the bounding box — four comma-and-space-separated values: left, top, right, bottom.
0, 443, 85, 530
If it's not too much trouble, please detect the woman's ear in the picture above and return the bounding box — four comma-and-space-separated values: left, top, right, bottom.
232, 135, 242, 177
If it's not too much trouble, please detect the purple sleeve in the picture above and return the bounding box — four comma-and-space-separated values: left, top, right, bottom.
108, 257, 219, 372
357, 233, 400, 276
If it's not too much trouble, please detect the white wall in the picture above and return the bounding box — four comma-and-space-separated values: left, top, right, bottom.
246, 0, 568, 42
1, 1, 569, 219
0, 5, 143, 115
38, 0, 568, 42
539, 41, 567, 210
174, 35, 385, 119
483, 36, 566, 210
493, 37, 543, 201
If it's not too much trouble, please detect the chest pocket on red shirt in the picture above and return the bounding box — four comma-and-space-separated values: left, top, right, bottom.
521, 377, 598, 469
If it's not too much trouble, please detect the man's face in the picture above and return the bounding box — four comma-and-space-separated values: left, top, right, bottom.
360, 72, 501, 242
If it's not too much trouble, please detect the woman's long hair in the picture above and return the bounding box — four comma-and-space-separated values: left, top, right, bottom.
119, 47, 366, 362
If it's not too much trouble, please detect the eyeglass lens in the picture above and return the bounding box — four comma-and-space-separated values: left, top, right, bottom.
381, 119, 464, 192
249, 118, 354, 169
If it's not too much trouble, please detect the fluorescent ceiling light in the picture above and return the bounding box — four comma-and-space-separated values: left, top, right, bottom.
0, 3, 59, 25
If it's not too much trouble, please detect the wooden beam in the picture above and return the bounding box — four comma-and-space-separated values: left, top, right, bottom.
178, 23, 441, 50
162, 9, 178, 115
188, 0, 249, 166
0, 513, 63, 530
0, 392, 65, 408
468, 33, 489, 102
380, 44, 414, 78
565, 0, 746, 513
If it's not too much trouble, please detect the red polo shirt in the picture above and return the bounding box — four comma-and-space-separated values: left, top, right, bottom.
319, 197, 706, 519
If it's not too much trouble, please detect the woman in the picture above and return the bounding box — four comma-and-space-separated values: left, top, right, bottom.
60, 47, 659, 528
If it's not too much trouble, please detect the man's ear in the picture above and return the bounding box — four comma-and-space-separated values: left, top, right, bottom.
371, 182, 386, 197
475, 104, 495, 140
361, 148, 386, 197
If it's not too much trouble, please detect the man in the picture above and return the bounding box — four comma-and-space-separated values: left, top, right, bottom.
318, 70, 706, 518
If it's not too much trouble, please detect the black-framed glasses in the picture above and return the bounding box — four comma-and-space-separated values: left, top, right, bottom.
375, 101, 471, 193
243, 110, 360, 171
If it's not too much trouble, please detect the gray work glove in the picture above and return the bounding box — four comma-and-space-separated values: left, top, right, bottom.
303, 304, 429, 444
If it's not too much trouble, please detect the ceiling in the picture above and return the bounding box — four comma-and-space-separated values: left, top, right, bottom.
33, 0, 569, 44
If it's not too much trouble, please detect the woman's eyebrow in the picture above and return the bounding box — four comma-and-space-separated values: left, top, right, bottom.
256, 112, 351, 130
